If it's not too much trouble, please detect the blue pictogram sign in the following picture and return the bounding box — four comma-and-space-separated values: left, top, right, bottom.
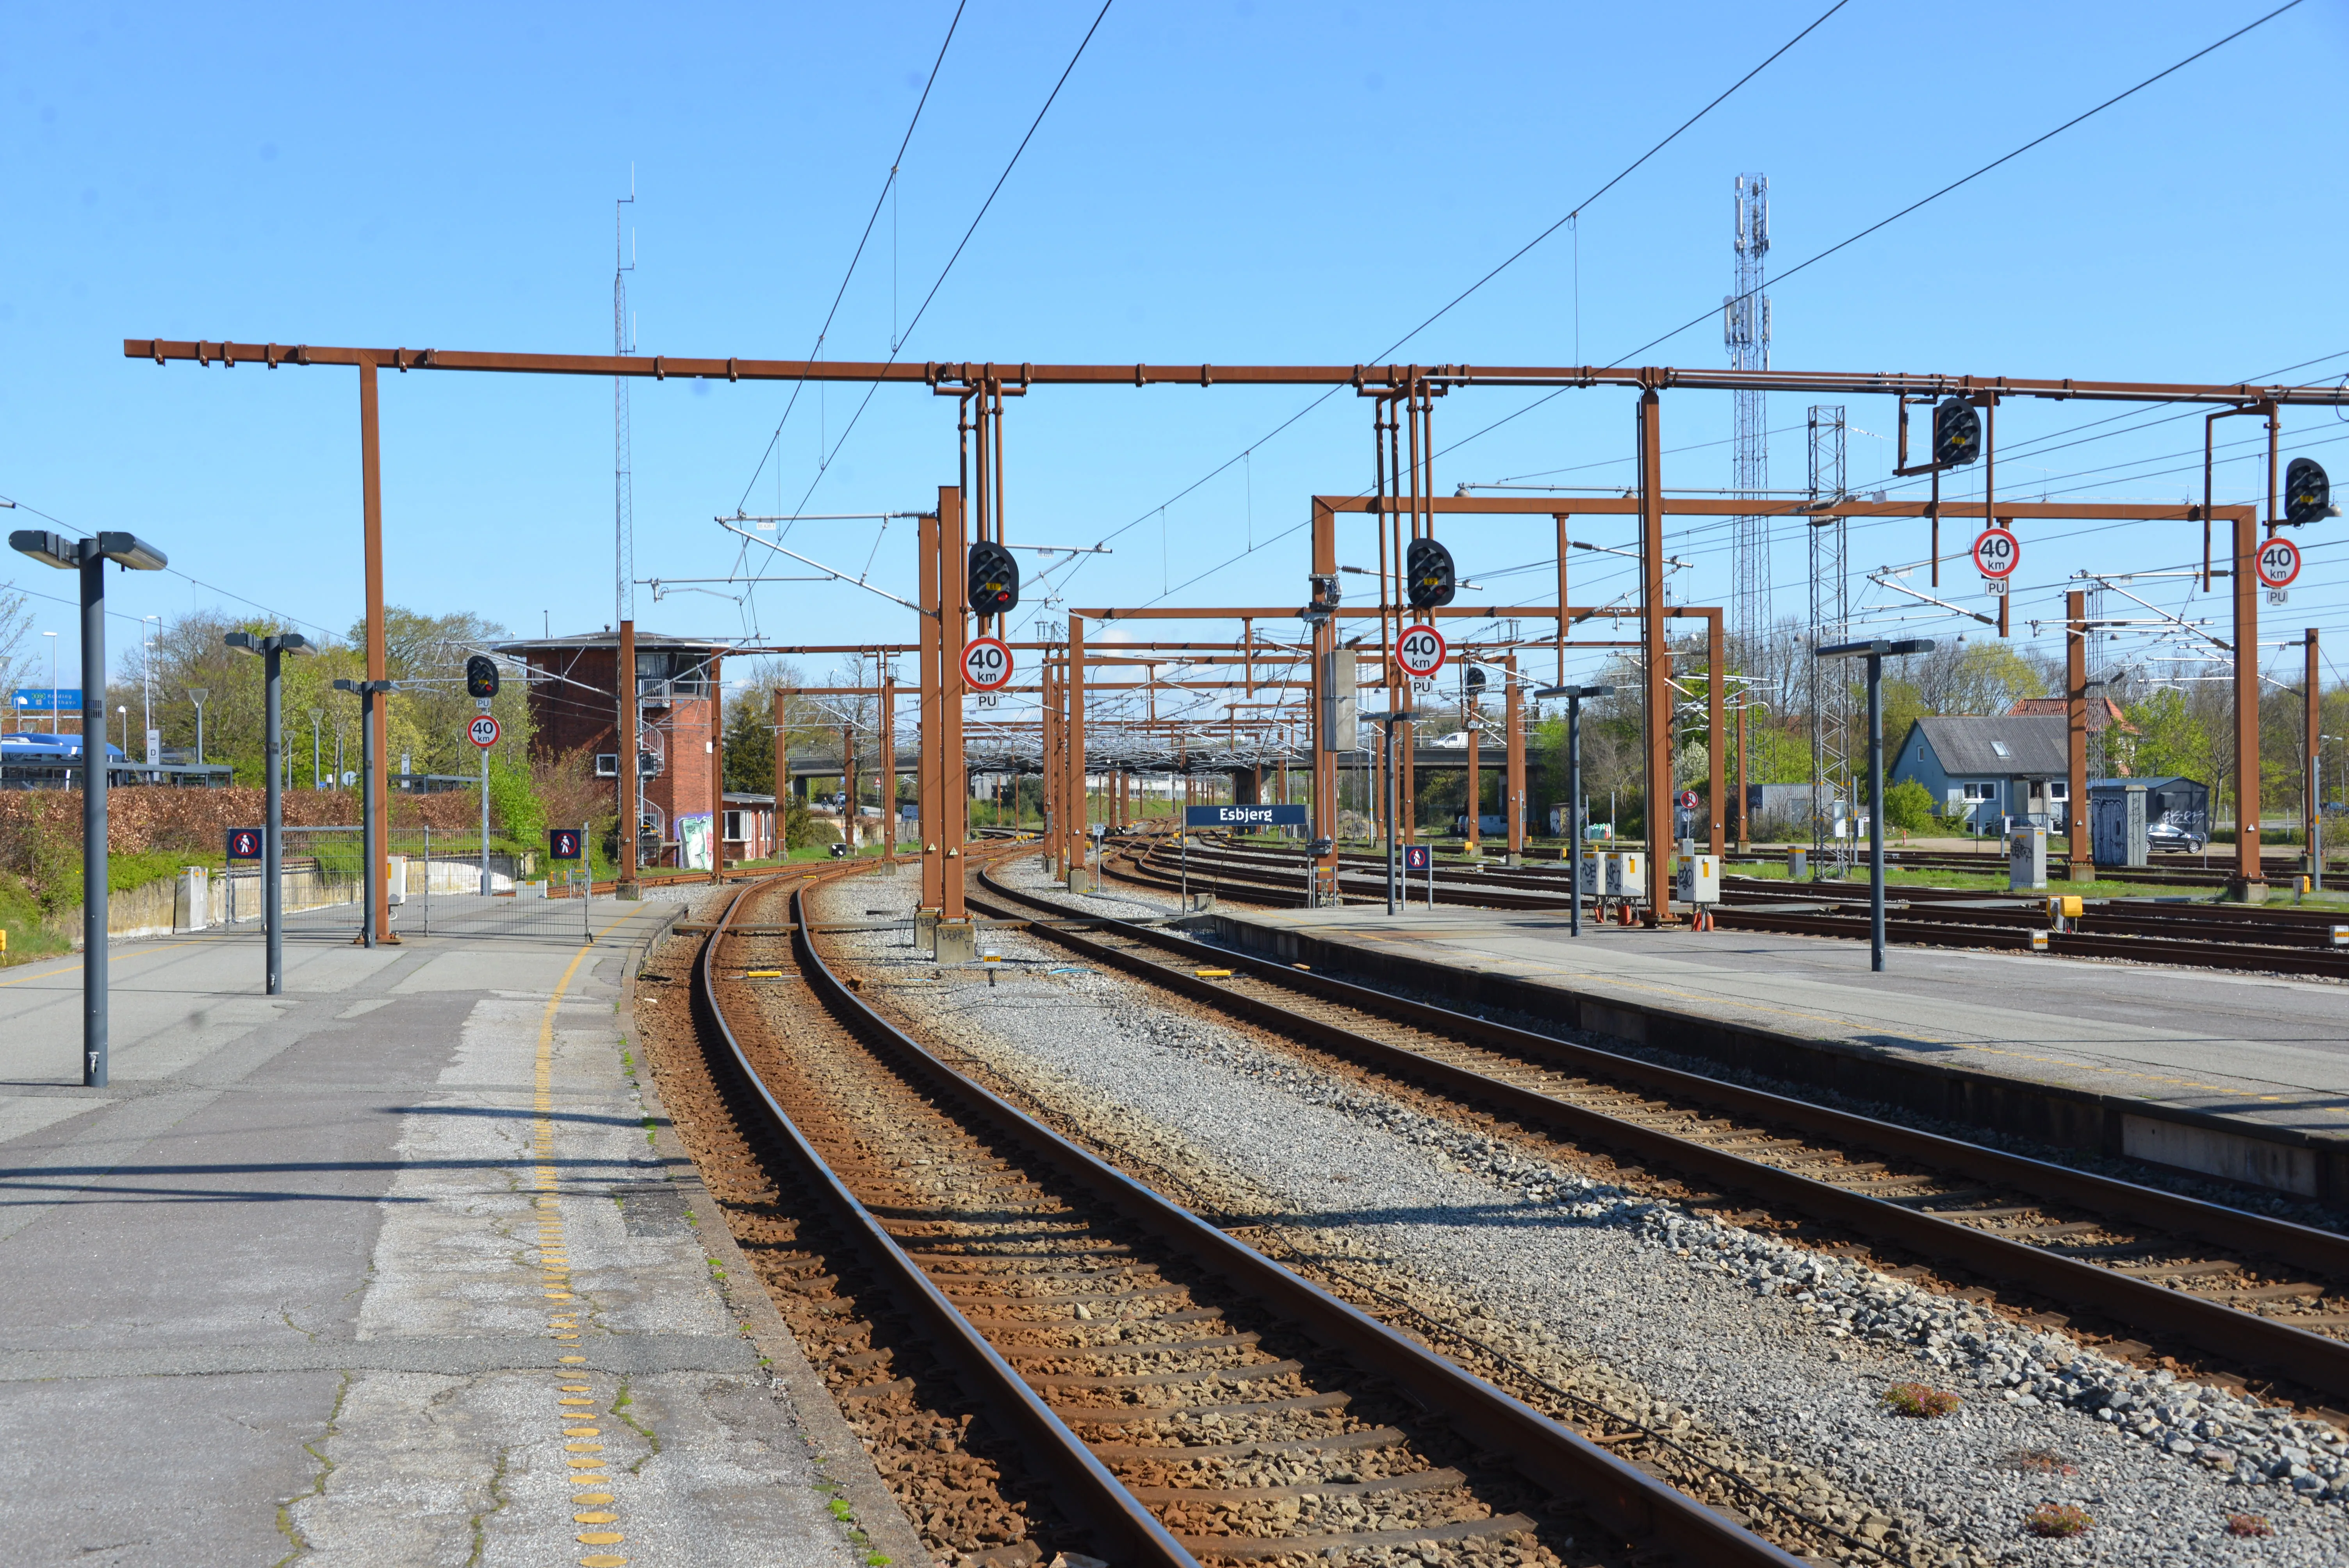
226, 828, 262, 861
548, 828, 583, 861
1404, 845, 1431, 871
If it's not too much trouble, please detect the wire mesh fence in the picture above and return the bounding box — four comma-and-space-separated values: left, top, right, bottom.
217, 825, 598, 945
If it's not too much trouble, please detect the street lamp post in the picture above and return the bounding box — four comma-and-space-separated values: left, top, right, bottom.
142, 615, 158, 765
333, 677, 397, 946
309, 707, 325, 789
229, 633, 314, 993
1816, 638, 1936, 973
188, 687, 209, 767
1536, 684, 1615, 937
10, 527, 171, 1089
42, 630, 58, 735
1362, 711, 1417, 915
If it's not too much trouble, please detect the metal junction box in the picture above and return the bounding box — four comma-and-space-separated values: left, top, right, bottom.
1606, 852, 1646, 898
2091, 782, 2149, 867
1675, 854, 1721, 905
2008, 826, 2048, 892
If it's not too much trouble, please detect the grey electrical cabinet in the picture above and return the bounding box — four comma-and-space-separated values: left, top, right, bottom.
2090, 782, 2149, 867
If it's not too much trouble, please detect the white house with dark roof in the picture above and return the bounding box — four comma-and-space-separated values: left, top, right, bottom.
1889, 715, 2074, 831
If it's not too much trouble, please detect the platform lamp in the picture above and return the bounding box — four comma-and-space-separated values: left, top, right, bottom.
333, 676, 398, 947
9, 527, 171, 1089
228, 632, 313, 994
1535, 684, 1615, 937
1814, 638, 1935, 973
188, 687, 209, 767
1361, 710, 1418, 915
308, 707, 325, 790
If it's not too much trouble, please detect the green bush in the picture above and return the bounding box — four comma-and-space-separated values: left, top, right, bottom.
0, 870, 70, 965
1882, 779, 1936, 834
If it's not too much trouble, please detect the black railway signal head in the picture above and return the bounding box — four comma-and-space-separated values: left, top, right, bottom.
1932, 397, 1982, 467
1464, 663, 1487, 693
2286, 458, 2332, 526
967, 540, 1019, 616
1404, 536, 1457, 609
465, 654, 500, 700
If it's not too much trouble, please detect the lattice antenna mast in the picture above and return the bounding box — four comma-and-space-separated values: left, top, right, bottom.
1727, 173, 1772, 667
1807, 404, 1850, 871
615, 172, 638, 629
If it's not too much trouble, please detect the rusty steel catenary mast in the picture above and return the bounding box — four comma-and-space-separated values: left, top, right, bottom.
1727, 173, 1771, 668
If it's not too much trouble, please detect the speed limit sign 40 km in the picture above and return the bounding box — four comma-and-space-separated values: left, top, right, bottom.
1972, 527, 2020, 580
2257, 536, 2302, 590
962, 635, 1014, 692
468, 715, 501, 748
1395, 624, 1447, 680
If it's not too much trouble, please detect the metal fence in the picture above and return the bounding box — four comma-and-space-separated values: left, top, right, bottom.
224, 825, 595, 945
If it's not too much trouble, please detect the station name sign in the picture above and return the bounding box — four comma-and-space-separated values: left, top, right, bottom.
1185, 804, 1308, 828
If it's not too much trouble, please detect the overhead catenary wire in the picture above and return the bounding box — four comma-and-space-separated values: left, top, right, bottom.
1610, 0, 2308, 367
731, 0, 969, 515
1046, 0, 1852, 602
770, 0, 1117, 529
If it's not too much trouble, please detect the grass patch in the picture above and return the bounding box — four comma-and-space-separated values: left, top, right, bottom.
0, 870, 70, 967
2024, 1503, 2093, 1538
1882, 1382, 1962, 1418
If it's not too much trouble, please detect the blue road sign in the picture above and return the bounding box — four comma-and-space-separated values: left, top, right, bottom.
226, 828, 263, 861
1404, 845, 1431, 871
11, 688, 83, 712
548, 828, 583, 861
1184, 804, 1308, 829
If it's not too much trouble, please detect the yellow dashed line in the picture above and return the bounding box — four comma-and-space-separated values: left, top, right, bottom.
523, 937, 633, 1568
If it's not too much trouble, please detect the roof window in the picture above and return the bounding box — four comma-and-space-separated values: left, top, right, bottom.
1991, 741, 2011, 757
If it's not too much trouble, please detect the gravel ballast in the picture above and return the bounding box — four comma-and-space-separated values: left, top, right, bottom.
806, 858, 2349, 1565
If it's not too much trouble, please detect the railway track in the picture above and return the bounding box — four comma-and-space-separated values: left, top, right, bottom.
689, 859, 1806, 1568
969, 861, 2349, 1424
1103, 837, 2349, 978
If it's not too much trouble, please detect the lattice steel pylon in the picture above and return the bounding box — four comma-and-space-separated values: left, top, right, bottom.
1727, 173, 1771, 667
1807, 404, 1851, 872
614, 183, 637, 630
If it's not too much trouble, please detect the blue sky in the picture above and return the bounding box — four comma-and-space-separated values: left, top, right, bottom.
6, 0, 2347, 701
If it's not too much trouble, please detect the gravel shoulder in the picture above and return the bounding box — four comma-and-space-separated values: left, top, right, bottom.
814, 857, 2349, 1568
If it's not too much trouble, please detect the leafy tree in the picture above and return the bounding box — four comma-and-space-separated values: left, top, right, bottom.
1881, 778, 1936, 833
2123, 687, 2217, 783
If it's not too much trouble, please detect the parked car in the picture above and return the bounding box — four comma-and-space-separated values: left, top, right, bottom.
1428, 731, 1473, 750
2146, 818, 2208, 853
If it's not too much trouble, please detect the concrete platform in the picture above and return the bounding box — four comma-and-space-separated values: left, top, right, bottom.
1210, 907, 2349, 1203
0, 897, 918, 1567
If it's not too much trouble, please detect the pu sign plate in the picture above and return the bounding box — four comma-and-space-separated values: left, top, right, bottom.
468, 715, 501, 748
1972, 527, 2020, 580
1395, 624, 1446, 679
962, 635, 1013, 692
2257, 536, 2302, 590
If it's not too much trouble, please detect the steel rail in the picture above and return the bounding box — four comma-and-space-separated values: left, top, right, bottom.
970, 866, 2349, 1407
125, 339, 2349, 406
694, 871, 1202, 1568
715, 871, 1804, 1567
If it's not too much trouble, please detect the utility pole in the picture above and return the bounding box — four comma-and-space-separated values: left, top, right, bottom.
228, 632, 312, 993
